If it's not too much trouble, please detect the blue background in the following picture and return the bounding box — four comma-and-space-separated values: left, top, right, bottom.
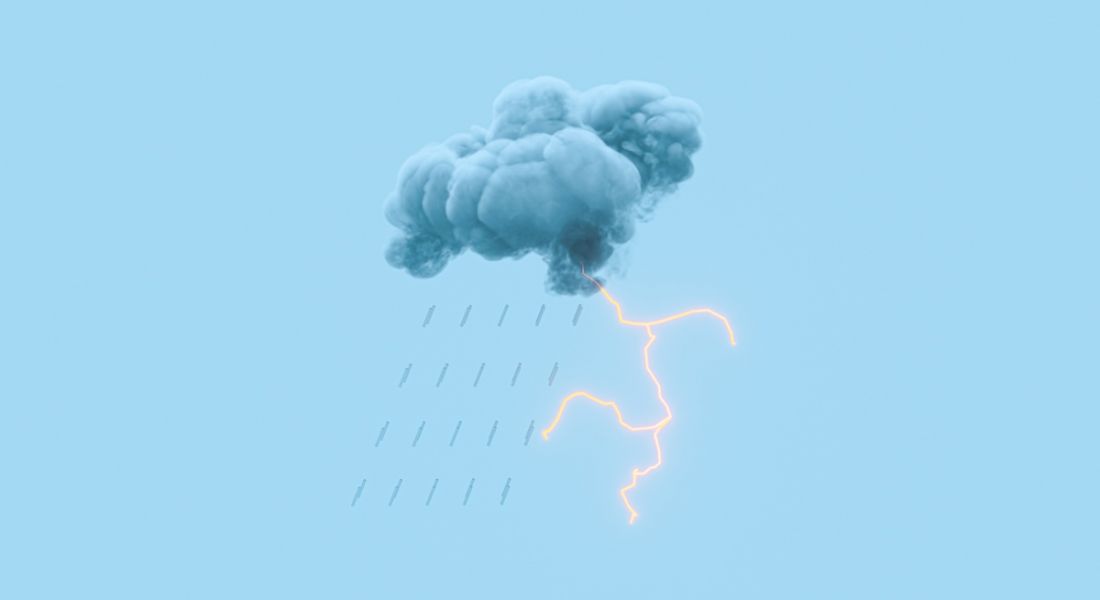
1, 1, 1097, 598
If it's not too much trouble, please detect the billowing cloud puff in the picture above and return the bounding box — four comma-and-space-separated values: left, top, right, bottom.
383, 76, 702, 294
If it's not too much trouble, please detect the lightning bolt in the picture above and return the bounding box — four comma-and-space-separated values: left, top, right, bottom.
541, 271, 735, 524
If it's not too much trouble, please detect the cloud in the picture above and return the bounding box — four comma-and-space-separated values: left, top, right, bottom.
383, 76, 702, 294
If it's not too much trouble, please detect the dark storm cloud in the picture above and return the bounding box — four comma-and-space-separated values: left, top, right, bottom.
383, 76, 702, 294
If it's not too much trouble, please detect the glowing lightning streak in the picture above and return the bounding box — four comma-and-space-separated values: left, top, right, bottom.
541, 272, 735, 524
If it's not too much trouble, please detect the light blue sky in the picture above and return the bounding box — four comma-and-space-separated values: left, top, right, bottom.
1, 2, 1097, 598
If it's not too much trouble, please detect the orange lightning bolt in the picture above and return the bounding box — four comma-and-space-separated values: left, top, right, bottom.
541, 271, 736, 524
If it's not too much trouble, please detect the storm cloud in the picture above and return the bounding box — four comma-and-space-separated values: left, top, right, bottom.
383, 77, 702, 294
